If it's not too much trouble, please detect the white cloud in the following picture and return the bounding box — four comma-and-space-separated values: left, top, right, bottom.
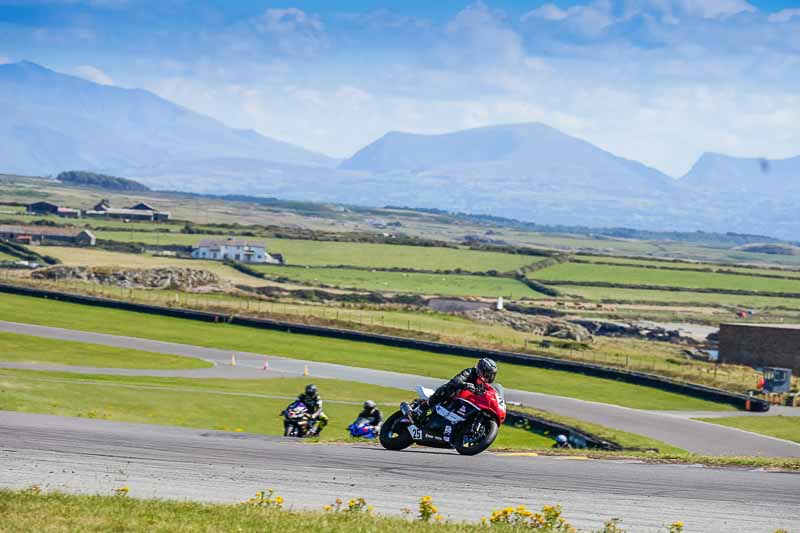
444, 1, 524, 66
521, 4, 568, 22
108, 1, 800, 176
253, 7, 326, 56
769, 9, 800, 23
0, 56, 12, 65
74, 65, 114, 85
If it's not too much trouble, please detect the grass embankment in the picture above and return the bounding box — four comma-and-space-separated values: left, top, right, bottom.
0, 251, 18, 262
0, 293, 732, 411
0, 331, 210, 370
697, 415, 800, 444
0, 490, 573, 533
252, 265, 539, 298
97, 232, 543, 272
0, 369, 549, 448
510, 406, 685, 454
533, 263, 800, 294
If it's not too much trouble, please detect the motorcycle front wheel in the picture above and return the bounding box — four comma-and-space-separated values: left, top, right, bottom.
379, 411, 414, 451
454, 415, 498, 456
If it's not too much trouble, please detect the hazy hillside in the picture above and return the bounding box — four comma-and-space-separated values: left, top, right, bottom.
4, 61, 800, 239
681, 152, 800, 194
0, 61, 336, 177
341, 123, 674, 196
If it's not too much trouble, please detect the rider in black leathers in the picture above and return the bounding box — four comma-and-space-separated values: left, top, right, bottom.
357, 400, 383, 427
414, 358, 498, 420
295, 384, 328, 435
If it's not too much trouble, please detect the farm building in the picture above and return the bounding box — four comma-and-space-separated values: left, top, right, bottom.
0, 225, 95, 246
719, 323, 800, 374
27, 201, 81, 218
192, 238, 280, 264
84, 199, 171, 221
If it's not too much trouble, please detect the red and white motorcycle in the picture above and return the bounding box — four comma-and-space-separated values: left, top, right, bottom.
379, 382, 507, 456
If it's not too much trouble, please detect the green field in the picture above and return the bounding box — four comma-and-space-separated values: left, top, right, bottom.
0, 251, 18, 262
0, 369, 550, 449
697, 415, 800, 444
575, 255, 800, 279
0, 331, 210, 370
533, 262, 800, 294
253, 265, 540, 298
558, 285, 800, 309
96, 231, 542, 272
0, 293, 732, 411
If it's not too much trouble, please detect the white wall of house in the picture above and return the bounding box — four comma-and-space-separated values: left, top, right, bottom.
191, 244, 272, 263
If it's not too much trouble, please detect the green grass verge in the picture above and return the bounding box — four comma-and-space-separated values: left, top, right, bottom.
534, 262, 800, 294
0, 331, 210, 370
511, 405, 685, 454
0, 293, 732, 411
558, 285, 800, 309
0, 490, 579, 533
697, 415, 800, 444
251, 265, 540, 298
574, 255, 800, 279
0, 369, 549, 448
96, 231, 542, 272
0, 251, 18, 262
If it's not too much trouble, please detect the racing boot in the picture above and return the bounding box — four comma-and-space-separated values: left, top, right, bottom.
402, 400, 428, 425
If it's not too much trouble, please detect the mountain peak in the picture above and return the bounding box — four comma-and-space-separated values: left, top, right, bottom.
0, 61, 336, 177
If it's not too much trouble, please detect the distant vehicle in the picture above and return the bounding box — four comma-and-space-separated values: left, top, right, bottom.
379, 383, 506, 456
750, 367, 800, 407
281, 400, 315, 437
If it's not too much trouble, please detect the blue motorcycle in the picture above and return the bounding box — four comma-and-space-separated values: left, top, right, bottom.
347, 417, 379, 439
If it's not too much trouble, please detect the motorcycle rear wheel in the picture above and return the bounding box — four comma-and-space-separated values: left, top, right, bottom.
454, 416, 498, 456
379, 411, 414, 451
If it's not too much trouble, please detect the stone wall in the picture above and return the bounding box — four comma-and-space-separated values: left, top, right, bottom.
719, 323, 800, 373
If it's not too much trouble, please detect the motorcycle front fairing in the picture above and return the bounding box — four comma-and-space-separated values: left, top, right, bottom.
407, 397, 480, 446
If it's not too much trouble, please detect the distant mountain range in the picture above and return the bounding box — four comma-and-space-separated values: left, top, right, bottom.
2, 61, 799, 239
0, 61, 336, 178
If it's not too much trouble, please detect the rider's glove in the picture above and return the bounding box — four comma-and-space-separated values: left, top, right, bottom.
464, 383, 477, 393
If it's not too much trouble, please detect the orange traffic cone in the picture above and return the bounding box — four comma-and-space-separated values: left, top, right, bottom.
303, 364, 309, 377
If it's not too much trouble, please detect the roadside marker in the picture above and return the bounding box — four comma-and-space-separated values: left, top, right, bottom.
303, 364, 309, 376
230, 354, 237, 366
262, 359, 269, 371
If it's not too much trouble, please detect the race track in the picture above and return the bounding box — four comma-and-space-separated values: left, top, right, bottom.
1, 412, 798, 533
2, 320, 800, 457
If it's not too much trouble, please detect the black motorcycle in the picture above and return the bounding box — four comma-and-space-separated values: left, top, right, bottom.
282, 400, 314, 437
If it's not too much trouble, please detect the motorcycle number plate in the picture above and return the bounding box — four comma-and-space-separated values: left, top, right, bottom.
408, 425, 423, 440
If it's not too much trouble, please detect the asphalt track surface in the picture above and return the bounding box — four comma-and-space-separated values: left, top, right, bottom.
2, 320, 800, 457
1, 412, 798, 532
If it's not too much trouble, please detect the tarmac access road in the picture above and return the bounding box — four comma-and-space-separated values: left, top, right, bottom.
1, 320, 800, 457
1, 412, 798, 533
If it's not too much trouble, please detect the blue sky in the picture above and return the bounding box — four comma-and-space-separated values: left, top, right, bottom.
2, 0, 800, 175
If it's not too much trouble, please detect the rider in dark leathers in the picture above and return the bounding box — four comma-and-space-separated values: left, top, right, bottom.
414, 358, 498, 419
357, 400, 383, 427
295, 384, 328, 435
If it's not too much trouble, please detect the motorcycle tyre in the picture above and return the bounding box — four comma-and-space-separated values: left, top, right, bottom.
379, 411, 414, 451
454, 417, 498, 456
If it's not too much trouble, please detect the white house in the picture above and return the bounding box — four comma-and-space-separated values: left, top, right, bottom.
191, 237, 279, 264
